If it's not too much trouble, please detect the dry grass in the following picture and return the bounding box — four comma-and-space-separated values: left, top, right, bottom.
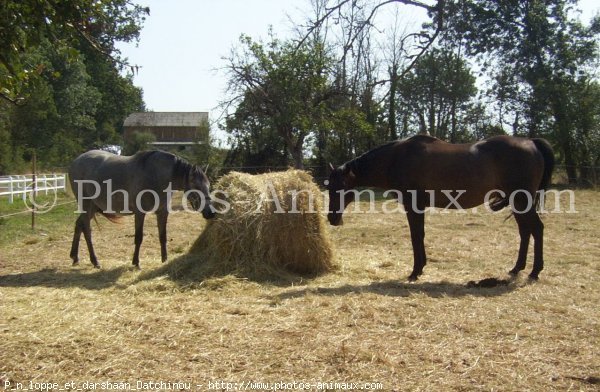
0, 189, 598, 391
153, 170, 334, 283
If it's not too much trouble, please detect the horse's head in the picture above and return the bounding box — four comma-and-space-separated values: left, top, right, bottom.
186, 167, 217, 219
326, 163, 356, 226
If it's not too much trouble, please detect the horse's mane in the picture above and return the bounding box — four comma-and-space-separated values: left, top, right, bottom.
345, 135, 439, 176
345, 140, 398, 176
134, 150, 163, 168
133, 150, 200, 182
409, 134, 438, 143
172, 154, 202, 182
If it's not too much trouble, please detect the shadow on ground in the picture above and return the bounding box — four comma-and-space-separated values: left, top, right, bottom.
134, 251, 316, 288
0, 265, 129, 290
132, 248, 523, 298
0, 254, 524, 299
272, 277, 522, 301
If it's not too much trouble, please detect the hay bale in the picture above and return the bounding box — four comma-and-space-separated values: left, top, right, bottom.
175, 170, 335, 280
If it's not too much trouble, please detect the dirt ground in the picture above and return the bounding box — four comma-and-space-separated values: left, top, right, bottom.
0, 190, 598, 391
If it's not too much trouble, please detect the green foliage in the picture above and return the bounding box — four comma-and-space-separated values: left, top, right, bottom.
443, 0, 600, 183
0, 0, 148, 103
316, 105, 378, 166
189, 119, 212, 163
81, 47, 146, 146
0, 1, 146, 173
395, 47, 479, 141
177, 119, 228, 178
224, 31, 391, 173
123, 131, 155, 155
7, 41, 100, 168
224, 33, 335, 169
224, 96, 290, 171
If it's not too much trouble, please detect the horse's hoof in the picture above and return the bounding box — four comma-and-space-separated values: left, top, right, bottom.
93, 264, 101, 269
72, 260, 79, 266
528, 273, 540, 281
407, 275, 419, 282
509, 268, 521, 276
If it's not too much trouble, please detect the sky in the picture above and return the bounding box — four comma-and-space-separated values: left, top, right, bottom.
116, 0, 309, 118
117, 0, 600, 123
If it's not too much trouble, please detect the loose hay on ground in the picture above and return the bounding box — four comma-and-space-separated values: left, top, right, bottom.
0, 191, 599, 390
164, 170, 335, 281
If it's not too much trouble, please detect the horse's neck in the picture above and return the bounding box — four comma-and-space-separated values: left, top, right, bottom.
172, 175, 186, 191
351, 149, 391, 189
172, 170, 188, 191
170, 158, 192, 190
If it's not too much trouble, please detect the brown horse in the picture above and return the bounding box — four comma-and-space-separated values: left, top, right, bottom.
327, 134, 554, 281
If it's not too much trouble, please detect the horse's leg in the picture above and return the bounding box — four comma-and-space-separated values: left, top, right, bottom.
81, 208, 100, 268
69, 214, 84, 265
529, 212, 544, 280
406, 208, 426, 281
132, 212, 146, 269
510, 213, 531, 276
156, 210, 168, 263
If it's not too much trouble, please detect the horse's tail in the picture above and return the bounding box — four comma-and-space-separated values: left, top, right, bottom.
98, 212, 122, 224
532, 138, 555, 210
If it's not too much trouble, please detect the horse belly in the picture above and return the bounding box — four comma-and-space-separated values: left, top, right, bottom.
420, 166, 497, 210
429, 188, 491, 210
88, 168, 139, 214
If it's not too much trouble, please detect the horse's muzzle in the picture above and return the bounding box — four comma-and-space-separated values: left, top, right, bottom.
202, 207, 217, 220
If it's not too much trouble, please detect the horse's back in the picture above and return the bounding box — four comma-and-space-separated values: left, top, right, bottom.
70, 150, 132, 187
404, 134, 543, 175
393, 136, 479, 188
390, 135, 545, 207
69, 150, 140, 211
469, 136, 545, 189
69, 150, 177, 213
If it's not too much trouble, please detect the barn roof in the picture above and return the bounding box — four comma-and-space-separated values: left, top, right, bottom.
123, 112, 208, 127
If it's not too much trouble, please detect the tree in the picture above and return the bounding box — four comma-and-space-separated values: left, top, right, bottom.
0, 1, 146, 172
8, 40, 102, 167
123, 131, 155, 155
443, 0, 600, 183
298, 0, 446, 79
224, 97, 290, 172
223, 33, 335, 169
0, 0, 148, 103
570, 79, 600, 185
395, 47, 478, 141
301, 0, 448, 144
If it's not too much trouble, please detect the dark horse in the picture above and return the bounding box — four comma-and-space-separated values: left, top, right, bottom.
69, 150, 216, 269
327, 134, 554, 281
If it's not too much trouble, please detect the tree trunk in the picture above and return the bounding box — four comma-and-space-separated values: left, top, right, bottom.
289, 133, 305, 170
563, 142, 577, 185
388, 65, 398, 140
292, 147, 304, 169
418, 112, 428, 135
316, 128, 326, 178
550, 88, 578, 184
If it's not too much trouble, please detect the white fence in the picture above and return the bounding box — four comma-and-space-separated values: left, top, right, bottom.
0, 174, 67, 203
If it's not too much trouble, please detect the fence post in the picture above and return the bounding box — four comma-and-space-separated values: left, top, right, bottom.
32, 151, 36, 230
21, 175, 26, 202
8, 176, 14, 204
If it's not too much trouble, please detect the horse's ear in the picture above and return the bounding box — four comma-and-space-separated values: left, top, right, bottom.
203, 164, 209, 173
328, 163, 335, 172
